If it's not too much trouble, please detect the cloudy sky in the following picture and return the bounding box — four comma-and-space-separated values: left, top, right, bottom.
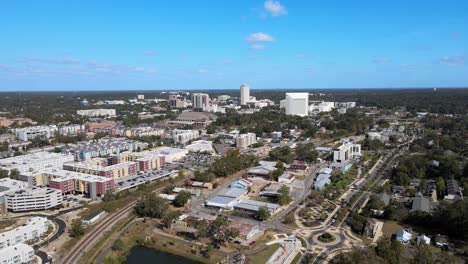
0, 0, 467, 91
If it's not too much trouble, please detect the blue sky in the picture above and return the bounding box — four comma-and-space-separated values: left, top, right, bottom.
0, 0, 467, 91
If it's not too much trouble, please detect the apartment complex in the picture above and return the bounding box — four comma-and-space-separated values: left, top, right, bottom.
63, 161, 137, 179
0, 217, 49, 249
77, 109, 116, 117
172, 129, 200, 144
110, 152, 165, 172
0, 243, 35, 264
236, 133, 257, 148
34, 168, 114, 199
0, 152, 74, 174
84, 120, 117, 132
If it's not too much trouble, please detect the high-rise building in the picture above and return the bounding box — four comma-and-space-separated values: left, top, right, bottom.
192, 93, 210, 109
236, 133, 257, 148
240, 84, 250, 105
285, 93, 309, 116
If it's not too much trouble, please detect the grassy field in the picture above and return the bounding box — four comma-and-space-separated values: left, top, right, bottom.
382, 220, 404, 237
245, 244, 280, 264
291, 252, 303, 264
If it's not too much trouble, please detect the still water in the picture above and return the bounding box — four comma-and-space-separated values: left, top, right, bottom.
125, 246, 201, 264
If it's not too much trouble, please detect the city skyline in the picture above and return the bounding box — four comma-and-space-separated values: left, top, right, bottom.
0, 0, 467, 91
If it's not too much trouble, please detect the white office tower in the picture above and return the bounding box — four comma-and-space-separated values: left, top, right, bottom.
285, 93, 309, 116
240, 84, 250, 105
192, 93, 210, 109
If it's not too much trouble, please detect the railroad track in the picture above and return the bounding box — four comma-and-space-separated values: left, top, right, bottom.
61, 179, 186, 264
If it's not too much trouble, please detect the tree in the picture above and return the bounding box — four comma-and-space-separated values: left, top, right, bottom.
436, 177, 446, 196
173, 191, 191, 207
277, 185, 292, 205
255, 206, 271, 221
9, 169, 20, 180
111, 239, 124, 251
161, 210, 180, 228
0, 169, 9, 179
69, 219, 84, 238
296, 142, 319, 162
208, 216, 240, 247
269, 146, 294, 164
134, 193, 169, 218
375, 237, 402, 264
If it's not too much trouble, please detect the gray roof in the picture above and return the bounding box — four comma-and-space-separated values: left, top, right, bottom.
234, 199, 279, 212
411, 196, 430, 213
377, 193, 391, 206
218, 187, 247, 199
206, 196, 236, 206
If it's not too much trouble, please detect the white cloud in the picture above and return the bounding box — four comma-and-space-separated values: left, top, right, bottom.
246, 32, 275, 42
438, 55, 464, 66
373, 57, 392, 64
18, 56, 81, 64
250, 44, 265, 50
143, 50, 157, 56
195, 68, 209, 73
264, 0, 287, 17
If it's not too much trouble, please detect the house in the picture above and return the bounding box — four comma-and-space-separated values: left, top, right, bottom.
409, 179, 421, 188
364, 219, 378, 238
318, 167, 333, 175
411, 195, 430, 213
435, 234, 449, 248
247, 161, 278, 176
417, 234, 431, 245
396, 230, 412, 244
376, 193, 391, 206
287, 161, 309, 172
392, 185, 406, 197
191, 181, 213, 190
445, 178, 463, 200
278, 173, 295, 184
314, 173, 331, 190
260, 183, 287, 197
428, 160, 440, 167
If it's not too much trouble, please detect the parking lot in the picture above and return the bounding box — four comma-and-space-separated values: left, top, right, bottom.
114, 169, 175, 191
176, 152, 216, 171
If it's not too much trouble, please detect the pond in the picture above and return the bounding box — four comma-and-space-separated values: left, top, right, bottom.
125, 246, 202, 264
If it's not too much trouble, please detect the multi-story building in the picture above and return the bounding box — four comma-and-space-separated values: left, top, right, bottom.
192, 93, 210, 109
116, 127, 165, 138
0, 217, 49, 249
0, 243, 35, 263
15, 126, 57, 141
0, 117, 33, 127
217, 95, 231, 102
34, 168, 114, 199
84, 120, 117, 132
335, 102, 356, 109
172, 129, 200, 144
236, 133, 257, 148
5, 187, 62, 212
69, 138, 144, 161
110, 152, 165, 171
0, 178, 29, 213
240, 84, 250, 105
285, 93, 309, 116
0, 152, 74, 175
63, 161, 137, 179
77, 109, 116, 117
58, 124, 85, 135
309, 101, 335, 113
333, 141, 361, 164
